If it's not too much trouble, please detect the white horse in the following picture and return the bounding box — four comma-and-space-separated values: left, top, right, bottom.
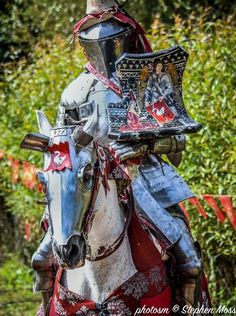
21, 111, 171, 315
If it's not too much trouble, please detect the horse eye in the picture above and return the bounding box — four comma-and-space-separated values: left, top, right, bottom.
83, 169, 93, 182
78, 163, 94, 190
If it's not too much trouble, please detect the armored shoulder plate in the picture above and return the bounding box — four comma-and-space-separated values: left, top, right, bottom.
61, 71, 98, 110
56, 71, 99, 127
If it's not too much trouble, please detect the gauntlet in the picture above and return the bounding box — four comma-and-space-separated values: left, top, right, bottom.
110, 134, 186, 164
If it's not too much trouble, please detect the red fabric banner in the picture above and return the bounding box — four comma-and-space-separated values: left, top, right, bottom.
218, 195, 236, 228
202, 195, 225, 223
188, 197, 207, 219
22, 161, 37, 189
24, 219, 31, 241
8, 156, 20, 183
36, 180, 44, 193
179, 201, 190, 222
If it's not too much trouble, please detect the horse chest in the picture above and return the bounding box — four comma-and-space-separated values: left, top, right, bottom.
65, 237, 137, 303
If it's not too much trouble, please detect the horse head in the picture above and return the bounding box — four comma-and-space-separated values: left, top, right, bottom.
20, 111, 98, 269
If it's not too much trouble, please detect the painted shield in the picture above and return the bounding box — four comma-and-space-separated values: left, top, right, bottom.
107, 46, 202, 141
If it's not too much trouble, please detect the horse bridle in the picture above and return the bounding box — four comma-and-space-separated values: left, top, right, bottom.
81, 159, 132, 262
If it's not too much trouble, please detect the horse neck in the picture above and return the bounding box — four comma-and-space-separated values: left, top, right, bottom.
87, 180, 126, 256
65, 180, 137, 302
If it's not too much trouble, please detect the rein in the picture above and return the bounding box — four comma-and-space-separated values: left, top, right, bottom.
82, 160, 132, 262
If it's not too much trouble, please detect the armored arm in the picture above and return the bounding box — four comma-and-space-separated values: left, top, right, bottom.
110, 134, 186, 166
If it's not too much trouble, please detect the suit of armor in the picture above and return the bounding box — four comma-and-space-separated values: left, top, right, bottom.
32, 1, 202, 314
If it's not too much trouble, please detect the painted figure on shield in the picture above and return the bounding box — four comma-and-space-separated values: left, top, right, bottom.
144, 62, 176, 125
31, 1, 210, 315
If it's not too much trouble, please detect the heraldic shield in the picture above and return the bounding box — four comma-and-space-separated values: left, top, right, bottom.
107, 46, 202, 141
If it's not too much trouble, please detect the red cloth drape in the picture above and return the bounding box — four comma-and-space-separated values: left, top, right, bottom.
218, 195, 236, 228
8, 156, 20, 183
22, 161, 37, 189
188, 197, 207, 219
202, 195, 225, 223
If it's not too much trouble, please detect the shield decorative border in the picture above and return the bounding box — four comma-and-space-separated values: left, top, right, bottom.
107, 46, 201, 141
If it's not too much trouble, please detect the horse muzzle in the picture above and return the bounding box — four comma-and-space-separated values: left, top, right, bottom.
52, 234, 86, 269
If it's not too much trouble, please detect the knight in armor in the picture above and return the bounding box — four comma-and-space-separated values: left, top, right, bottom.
32, 1, 203, 314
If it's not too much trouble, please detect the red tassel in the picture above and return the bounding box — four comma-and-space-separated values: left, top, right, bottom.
218, 195, 236, 228
8, 156, 20, 183
202, 195, 225, 223
188, 197, 207, 219
179, 201, 190, 222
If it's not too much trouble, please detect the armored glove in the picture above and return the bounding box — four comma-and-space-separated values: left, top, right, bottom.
109, 134, 186, 164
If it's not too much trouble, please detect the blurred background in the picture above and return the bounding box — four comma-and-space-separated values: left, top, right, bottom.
0, 0, 235, 315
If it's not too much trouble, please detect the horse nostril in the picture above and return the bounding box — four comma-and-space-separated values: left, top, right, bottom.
69, 244, 79, 257
66, 243, 79, 258
52, 234, 86, 268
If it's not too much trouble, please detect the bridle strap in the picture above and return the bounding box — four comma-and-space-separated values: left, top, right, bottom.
86, 62, 123, 96
82, 162, 132, 262
82, 164, 101, 236
86, 198, 132, 261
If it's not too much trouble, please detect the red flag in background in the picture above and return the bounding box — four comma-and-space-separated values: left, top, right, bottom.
218, 195, 236, 228
8, 156, 20, 183
179, 201, 190, 222
202, 195, 225, 223
22, 161, 37, 189
36, 179, 44, 193
24, 219, 31, 241
188, 197, 207, 219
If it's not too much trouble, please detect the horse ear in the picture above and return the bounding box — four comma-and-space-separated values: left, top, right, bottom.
36, 110, 52, 137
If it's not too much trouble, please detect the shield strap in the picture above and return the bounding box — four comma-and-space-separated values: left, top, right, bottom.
86, 62, 122, 96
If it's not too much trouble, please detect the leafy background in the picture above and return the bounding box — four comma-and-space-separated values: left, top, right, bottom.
0, 0, 236, 314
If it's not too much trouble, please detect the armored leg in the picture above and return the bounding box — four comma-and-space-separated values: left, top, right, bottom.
32, 230, 56, 314
132, 159, 203, 313
170, 216, 202, 314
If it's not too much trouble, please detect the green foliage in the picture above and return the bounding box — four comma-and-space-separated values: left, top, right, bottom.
1, 37, 85, 160
0, 7, 235, 310
0, 0, 85, 63
148, 15, 236, 305
0, 256, 40, 316
0, 38, 85, 226
0, 37, 85, 265
0, 256, 32, 291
